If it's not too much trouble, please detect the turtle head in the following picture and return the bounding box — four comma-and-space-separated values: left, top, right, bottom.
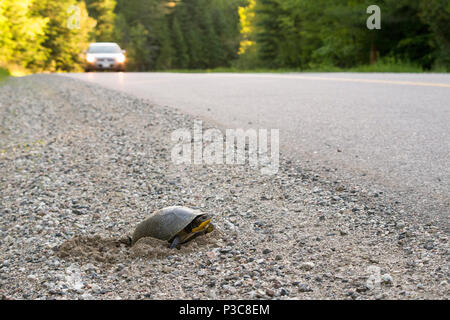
191, 214, 212, 233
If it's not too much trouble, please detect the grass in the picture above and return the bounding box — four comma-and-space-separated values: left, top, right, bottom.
159, 67, 302, 73
158, 60, 439, 74
0, 67, 10, 82
0, 61, 444, 78
347, 60, 424, 73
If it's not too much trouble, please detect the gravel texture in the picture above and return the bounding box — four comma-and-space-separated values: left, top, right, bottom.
0, 74, 448, 300
65, 72, 450, 230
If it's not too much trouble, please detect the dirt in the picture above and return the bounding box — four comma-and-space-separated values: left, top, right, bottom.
57, 230, 223, 264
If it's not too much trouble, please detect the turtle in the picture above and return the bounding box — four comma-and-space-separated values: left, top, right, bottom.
130, 206, 214, 248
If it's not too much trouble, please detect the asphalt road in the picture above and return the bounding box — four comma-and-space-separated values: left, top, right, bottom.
64, 72, 450, 226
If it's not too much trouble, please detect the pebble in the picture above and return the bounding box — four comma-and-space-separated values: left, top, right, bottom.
90, 284, 101, 293
298, 284, 313, 292
424, 241, 434, 250
280, 288, 289, 296
81, 293, 94, 300
300, 262, 315, 271
381, 274, 393, 285
265, 288, 275, 297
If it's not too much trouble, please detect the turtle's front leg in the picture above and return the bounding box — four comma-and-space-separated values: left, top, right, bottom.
170, 236, 181, 249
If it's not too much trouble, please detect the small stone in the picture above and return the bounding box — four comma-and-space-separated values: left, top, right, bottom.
423, 241, 434, 250
262, 249, 271, 255
381, 273, 393, 285
298, 284, 312, 292
197, 270, 206, 277
255, 289, 266, 298
280, 288, 289, 296
81, 293, 94, 300
222, 285, 237, 294
27, 274, 38, 281
219, 247, 232, 254
300, 262, 315, 271
265, 289, 275, 297
206, 251, 217, 260
90, 284, 101, 293
81, 263, 96, 272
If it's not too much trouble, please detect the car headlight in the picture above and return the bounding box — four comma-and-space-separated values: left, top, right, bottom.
116, 54, 125, 63
86, 55, 95, 63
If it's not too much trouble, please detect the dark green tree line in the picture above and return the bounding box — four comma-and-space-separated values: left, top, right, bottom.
238, 0, 449, 70
1, 0, 448, 72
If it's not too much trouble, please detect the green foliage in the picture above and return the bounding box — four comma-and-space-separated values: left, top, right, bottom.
347, 57, 424, 73
0, 0, 447, 72
0, 0, 48, 72
31, 0, 95, 72
111, 0, 243, 70
237, 0, 449, 71
85, 0, 116, 41
127, 23, 152, 71
0, 0, 243, 72
419, 0, 450, 71
114, 0, 172, 70
154, 18, 175, 70
171, 16, 189, 68
0, 67, 10, 82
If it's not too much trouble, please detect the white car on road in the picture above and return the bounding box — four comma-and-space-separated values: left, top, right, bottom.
84, 42, 126, 72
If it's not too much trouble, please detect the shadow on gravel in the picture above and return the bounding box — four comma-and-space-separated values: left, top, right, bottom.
57, 231, 222, 264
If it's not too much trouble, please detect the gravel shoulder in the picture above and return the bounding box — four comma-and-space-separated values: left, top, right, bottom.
0, 74, 448, 300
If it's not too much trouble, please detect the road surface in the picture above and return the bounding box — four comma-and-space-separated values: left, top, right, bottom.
64, 72, 450, 227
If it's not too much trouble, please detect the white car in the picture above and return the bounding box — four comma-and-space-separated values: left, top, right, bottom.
84, 42, 126, 72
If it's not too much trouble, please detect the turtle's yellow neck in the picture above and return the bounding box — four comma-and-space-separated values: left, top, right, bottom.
192, 219, 211, 233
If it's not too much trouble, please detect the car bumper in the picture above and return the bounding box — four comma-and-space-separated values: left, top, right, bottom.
85, 61, 125, 71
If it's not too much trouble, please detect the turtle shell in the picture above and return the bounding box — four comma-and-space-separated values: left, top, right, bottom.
131, 206, 204, 244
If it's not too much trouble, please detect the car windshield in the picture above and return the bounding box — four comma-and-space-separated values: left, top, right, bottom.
88, 45, 121, 53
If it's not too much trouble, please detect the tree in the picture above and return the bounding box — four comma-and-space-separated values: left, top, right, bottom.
419, 0, 450, 70
171, 16, 189, 68
235, 0, 260, 69
237, 0, 445, 70
0, 0, 48, 72
127, 23, 151, 70
155, 18, 174, 70
213, 0, 243, 66
85, 0, 116, 41
31, 0, 95, 71
115, 0, 174, 70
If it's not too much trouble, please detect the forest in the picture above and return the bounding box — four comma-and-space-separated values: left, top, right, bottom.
0, 0, 448, 74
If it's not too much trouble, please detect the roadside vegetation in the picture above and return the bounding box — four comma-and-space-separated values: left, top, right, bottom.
0, 68, 10, 82
0, 0, 448, 75
162, 60, 427, 73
